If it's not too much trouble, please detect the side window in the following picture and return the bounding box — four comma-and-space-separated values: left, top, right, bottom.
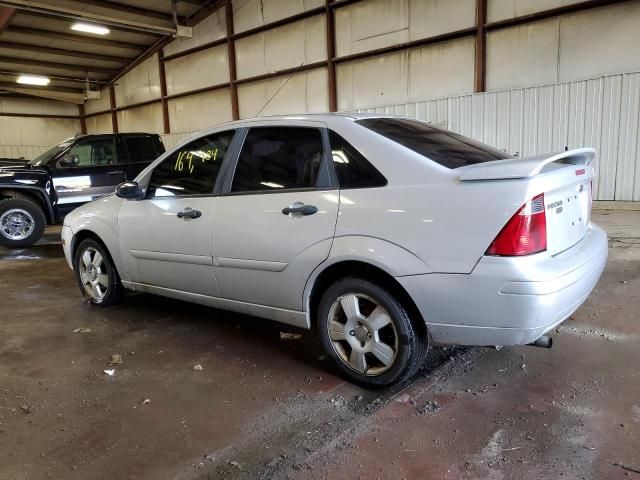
231, 127, 323, 193
122, 136, 159, 163
147, 131, 235, 197
329, 131, 387, 189
63, 138, 116, 167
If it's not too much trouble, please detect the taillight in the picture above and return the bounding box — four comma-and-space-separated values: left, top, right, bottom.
486, 193, 547, 256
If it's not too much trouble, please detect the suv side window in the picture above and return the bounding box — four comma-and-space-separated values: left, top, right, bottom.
328, 130, 387, 188
63, 138, 116, 167
231, 127, 323, 193
122, 136, 159, 163
147, 131, 235, 197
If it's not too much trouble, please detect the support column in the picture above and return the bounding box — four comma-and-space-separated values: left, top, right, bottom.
474, 0, 487, 93
158, 49, 170, 134
109, 85, 118, 133
225, 0, 239, 120
325, 0, 337, 112
78, 104, 87, 134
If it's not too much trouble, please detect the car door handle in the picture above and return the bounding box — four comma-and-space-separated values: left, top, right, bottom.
177, 208, 202, 219
281, 203, 318, 216
107, 170, 123, 175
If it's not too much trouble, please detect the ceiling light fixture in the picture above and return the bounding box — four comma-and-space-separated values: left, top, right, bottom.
17, 75, 50, 86
71, 22, 110, 35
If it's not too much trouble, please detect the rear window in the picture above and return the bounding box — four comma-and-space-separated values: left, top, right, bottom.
357, 118, 511, 169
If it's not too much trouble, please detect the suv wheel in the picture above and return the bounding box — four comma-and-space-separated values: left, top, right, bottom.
317, 277, 428, 387
0, 197, 46, 248
74, 238, 123, 306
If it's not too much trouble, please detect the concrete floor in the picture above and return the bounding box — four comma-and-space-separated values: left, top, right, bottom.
0, 211, 639, 480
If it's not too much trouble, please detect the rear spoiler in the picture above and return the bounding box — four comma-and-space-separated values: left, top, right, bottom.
458, 148, 595, 181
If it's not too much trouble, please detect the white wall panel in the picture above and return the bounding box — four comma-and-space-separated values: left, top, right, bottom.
559, 2, 640, 82
352, 72, 640, 201
116, 102, 164, 133
0, 97, 77, 116
408, 37, 475, 102
409, 0, 476, 39
168, 89, 233, 133
338, 38, 474, 111
335, 0, 475, 57
486, 18, 559, 91
233, 0, 324, 33
84, 88, 111, 114
163, 8, 226, 57
85, 113, 113, 134
488, 0, 583, 22
238, 67, 328, 118
0, 117, 79, 159
114, 55, 161, 107
165, 45, 229, 95
235, 15, 326, 80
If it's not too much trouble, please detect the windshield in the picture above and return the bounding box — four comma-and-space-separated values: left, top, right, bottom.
29, 139, 74, 166
356, 118, 512, 169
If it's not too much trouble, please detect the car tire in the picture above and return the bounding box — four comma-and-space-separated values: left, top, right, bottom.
0, 196, 46, 248
317, 277, 428, 388
73, 238, 123, 307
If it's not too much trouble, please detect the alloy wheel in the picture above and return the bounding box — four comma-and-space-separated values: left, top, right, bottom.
326, 293, 399, 376
78, 247, 109, 301
0, 208, 35, 241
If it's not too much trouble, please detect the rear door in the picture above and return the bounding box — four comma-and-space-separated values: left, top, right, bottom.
52, 136, 124, 216
119, 134, 163, 181
211, 125, 339, 311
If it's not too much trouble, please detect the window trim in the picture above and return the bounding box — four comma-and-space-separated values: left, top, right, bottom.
326, 129, 388, 190
219, 126, 336, 197
144, 129, 240, 200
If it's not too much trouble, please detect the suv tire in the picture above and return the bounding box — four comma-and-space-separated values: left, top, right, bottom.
0, 196, 46, 248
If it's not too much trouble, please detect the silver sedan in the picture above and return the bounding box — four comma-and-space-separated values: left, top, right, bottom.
61, 114, 607, 387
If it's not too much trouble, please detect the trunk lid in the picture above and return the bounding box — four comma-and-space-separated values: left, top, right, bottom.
459, 148, 595, 256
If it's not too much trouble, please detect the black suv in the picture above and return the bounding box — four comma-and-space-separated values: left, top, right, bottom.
0, 133, 165, 248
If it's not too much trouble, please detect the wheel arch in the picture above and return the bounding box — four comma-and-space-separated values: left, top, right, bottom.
306, 260, 427, 337
0, 188, 54, 223
71, 228, 125, 281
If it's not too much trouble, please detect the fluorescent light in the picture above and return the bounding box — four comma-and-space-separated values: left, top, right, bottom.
17, 75, 50, 86
71, 23, 110, 35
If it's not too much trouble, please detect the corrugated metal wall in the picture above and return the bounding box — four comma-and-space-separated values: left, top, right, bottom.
353, 72, 640, 201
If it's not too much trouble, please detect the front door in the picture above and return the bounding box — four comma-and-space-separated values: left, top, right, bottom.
52, 136, 125, 216
118, 131, 236, 296
212, 125, 339, 311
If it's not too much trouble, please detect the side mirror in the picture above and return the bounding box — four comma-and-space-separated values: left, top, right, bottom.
59, 154, 79, 167
116, 181, 142, 200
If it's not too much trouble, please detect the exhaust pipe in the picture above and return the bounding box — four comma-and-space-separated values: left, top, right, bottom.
528, 335, 553, 349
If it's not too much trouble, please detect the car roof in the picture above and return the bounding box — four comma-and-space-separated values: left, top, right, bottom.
192, 112, 398, 137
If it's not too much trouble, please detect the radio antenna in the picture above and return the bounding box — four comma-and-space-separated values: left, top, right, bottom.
255, 63, 304, 117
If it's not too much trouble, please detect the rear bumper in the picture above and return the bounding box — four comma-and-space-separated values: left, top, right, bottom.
397, 224, 608, 346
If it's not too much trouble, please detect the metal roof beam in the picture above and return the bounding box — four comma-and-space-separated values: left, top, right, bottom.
0, 40, 129, 63
0, 0, 176, 35
5, 25, 143, 50
0, 55, 117, 74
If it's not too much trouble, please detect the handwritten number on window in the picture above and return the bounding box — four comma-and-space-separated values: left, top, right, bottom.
174, 148, 219, 174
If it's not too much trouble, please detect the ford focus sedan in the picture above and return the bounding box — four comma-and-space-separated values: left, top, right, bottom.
61, 114, 608, 387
